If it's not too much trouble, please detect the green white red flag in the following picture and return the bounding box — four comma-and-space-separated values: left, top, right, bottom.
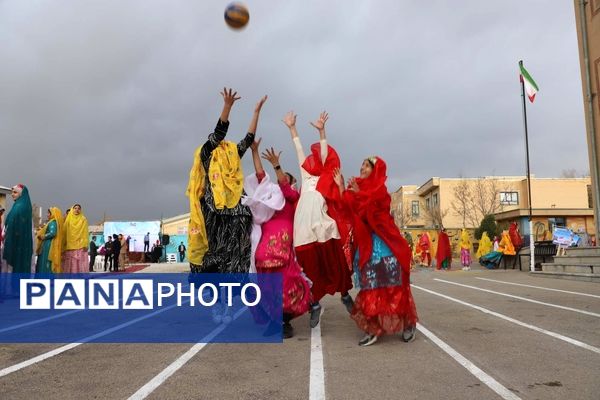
519, 61, 539, 103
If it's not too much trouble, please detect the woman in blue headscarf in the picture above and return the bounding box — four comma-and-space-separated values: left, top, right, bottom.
2, 184, 33, 273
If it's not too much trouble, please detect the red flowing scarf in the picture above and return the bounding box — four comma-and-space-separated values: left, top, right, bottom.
302, 143, 350, 243
342, 157, 412, 278
509, 222, 523, 248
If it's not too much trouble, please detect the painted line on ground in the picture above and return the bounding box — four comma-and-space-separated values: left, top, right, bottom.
434, 278, 600, 318
475, 277, 600, 299
309, 307, 326, 400
411, 284, 600, 355
127, 307, 247, 400
417, 322, 521, 400
0, 299, 186, 378
0, 310, 81, 334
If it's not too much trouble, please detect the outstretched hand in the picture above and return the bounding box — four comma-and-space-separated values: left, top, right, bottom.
261, 147, 282, 167
282, 111, 297, 128
255, 95, 268, 113
348, 177, 359, 192
333, 168, 345, 187
250, 137, 262, 152
221, 87, 241, 107
310, 111, 329, 131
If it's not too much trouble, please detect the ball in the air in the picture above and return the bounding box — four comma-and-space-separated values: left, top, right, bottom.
224, 3, 250, 30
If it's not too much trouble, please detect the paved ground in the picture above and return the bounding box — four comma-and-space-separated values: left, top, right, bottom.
1, 262, 599, 399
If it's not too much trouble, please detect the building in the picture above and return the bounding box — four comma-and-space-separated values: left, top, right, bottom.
162, 213, 190, 236
0, 185, 11, 210
574, 0, 600, 239
391, 176, 594, 239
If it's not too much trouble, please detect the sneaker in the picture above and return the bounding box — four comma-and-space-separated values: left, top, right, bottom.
358, 334, 378, 347
402, 326, 416, 343
341, 294, 354, 314
283, 322, 294, 339
309, 304, 322, 328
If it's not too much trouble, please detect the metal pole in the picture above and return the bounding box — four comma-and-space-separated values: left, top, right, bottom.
519, 61, 535, 271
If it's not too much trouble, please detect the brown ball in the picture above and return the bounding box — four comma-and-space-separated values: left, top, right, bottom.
224, 3, 250, 30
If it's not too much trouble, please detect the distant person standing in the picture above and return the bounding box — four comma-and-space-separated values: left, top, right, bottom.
111, 234, 121, 272
178, 242, 186, 262
89, 235, 98, 272
144, 232, 150, 253
62, 204, 89, 273
103, 236, 113, 271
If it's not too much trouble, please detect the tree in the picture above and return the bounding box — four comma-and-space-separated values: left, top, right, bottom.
450, 177, 508, 228
392, 202, 414, 228
475, 214, 499, 240
451, 177, 474, 228
423, 204, 448, 229
560, 169, 578, 178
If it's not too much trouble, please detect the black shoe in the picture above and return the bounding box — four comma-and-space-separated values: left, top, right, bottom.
402, 326, 416, 343
283, 322, 294, 339
310, 304, 322, 328
358, 334, 378, 347
341, 294, 354, 314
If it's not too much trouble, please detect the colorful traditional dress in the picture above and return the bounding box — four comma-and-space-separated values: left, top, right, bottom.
476, 232, 493, 258
291, 137, 352, 303
459, 229, 472, 267
479, 232, 515, 269
2, 185, 33, 273
509, 222, 523, 250
417, 233, 432, 266
242, 172, 311, 319
62, 205, 89, 273
36, 207, 62, 274
343, 157, 418, 337
436, 230, 452, 270
187, 119, 254, 273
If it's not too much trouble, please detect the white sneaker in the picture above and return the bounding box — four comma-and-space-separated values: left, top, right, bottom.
358, 334, 378, 347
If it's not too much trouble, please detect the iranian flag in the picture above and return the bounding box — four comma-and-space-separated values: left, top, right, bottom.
519, 61, 539, 103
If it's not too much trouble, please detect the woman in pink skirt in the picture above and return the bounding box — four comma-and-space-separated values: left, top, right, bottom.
62, 204, 89, 273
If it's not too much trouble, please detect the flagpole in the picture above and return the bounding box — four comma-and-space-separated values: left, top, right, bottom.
519, 60, 535, 272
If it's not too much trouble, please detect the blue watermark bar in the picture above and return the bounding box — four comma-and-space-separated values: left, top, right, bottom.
0, 273, 282, 343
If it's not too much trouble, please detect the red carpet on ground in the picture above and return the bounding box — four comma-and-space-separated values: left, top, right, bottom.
109, 264, 150, 274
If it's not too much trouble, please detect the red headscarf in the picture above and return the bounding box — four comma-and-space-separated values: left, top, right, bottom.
343, 157, 412, 276
435, 230, 452, 269
302, 143, 350, 243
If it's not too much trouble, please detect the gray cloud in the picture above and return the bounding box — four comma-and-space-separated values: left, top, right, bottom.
0, 0, 588, 222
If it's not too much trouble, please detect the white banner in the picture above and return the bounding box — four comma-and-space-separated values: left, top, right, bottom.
103, 221, 161, 252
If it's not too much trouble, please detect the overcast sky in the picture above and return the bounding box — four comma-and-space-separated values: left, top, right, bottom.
0, 0, 589, 223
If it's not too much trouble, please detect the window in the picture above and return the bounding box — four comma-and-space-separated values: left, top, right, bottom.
411, 200, 420, 216
425, 198, 431, 210
500, 191, 519, 205
433, 193, 438, 206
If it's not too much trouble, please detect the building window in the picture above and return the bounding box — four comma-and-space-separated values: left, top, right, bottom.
433, 193, 438, 206
500, 191, 519, 205
425, 198, 430, 210
411, 200, 420, 216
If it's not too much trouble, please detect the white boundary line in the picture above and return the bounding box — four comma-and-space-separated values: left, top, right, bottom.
412, 284, 600, 355
0, 300, 185, 378
416, 323, 521, 400
309, 307, 326, 400
434, 278, 600, 318
127, 307, 247, 400
0, 310, 81, 334
475, 277, 600, 299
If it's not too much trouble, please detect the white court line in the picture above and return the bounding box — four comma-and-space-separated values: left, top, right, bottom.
417, 323, 521, 400
0, 310, 81, 334
0, 300, 185, 378
475, 277, 600, 299
309, 307, 325, 400
127, 307, 247, 400
434, 278, 600, 318
412, 284, 600, 355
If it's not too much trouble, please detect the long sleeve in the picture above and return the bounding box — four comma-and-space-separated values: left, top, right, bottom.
320, 139, 328, 163
43, 221, 57, 240
292, 137, 311, 181
200, 119, 230, 164
237, 132, 255, 158
279, 180, 300, 204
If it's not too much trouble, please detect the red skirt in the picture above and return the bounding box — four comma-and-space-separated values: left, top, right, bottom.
351, 285, 419, 337
256, 260, 311, 319
295, 239, 353, 303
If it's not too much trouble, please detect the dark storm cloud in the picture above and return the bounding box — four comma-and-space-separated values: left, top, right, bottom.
0, 0, 588, 222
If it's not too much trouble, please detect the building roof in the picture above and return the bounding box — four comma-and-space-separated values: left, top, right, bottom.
0, 185, 11, 195
163, 212, 190, 224
495, 208, 594, 220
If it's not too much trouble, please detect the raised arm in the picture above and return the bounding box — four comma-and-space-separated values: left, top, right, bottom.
262, 147, 300, 203
282, 111, 305, 164
201, 88, 240, 163
238, 95, 267, 158
250, 138, 264, 176
310, 111, 329, 162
